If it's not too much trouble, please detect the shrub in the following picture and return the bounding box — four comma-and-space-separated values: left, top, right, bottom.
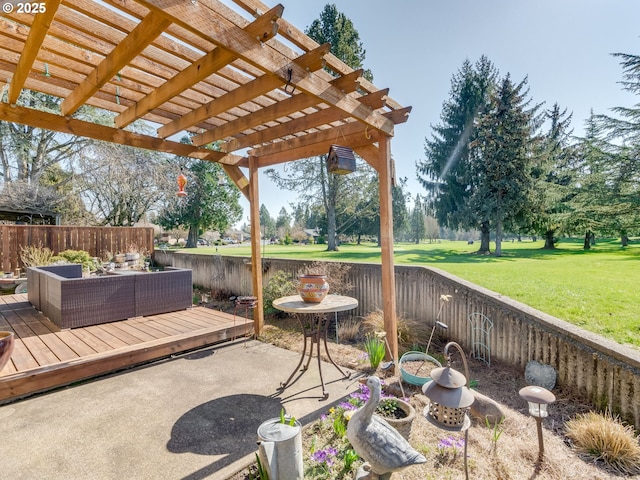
565, 410, 640, 475
53, 249, 98, 271
263, 270, 297, 316
20, 245, 55, 267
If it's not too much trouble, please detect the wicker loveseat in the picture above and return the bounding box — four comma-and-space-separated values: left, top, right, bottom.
27, 264, 192, 329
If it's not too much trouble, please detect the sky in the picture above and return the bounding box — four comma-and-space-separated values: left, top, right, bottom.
236, 0, 640, 226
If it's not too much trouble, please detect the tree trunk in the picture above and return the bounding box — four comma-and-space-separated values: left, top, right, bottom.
186, 224, 198, 248
326, 201, 338, 251
495, 220, 503, 257
543, 229, 556, 249
621, 233, 629, 247
324, 164, 339, 251
478, 221, 491, 254
583, 230, 591, 250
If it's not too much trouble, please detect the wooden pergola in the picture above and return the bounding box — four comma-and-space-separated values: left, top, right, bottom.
0, 0, 411, 363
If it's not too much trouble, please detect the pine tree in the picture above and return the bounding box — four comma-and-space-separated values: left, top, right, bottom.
417, 56, 497, 253
527, 103, 575, 249
470, 74, 539, 257
157, 160, 242, 247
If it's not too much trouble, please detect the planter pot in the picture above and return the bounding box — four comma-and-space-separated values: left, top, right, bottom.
375, 398, 415, 441
399, 351, 442, 386
297, 274, 329, 303
0, 331, 15, 372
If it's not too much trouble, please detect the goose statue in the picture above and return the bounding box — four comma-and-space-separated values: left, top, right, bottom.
347, 376, 427, 480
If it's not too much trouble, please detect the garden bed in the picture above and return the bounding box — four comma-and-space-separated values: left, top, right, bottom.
227, 314, 640, 480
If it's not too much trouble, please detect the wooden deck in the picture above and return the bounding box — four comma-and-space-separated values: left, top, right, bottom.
0, 294, 254, 403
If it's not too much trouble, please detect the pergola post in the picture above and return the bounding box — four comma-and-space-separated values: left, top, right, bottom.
378, 135, 398, 371
248, 155, 264, 337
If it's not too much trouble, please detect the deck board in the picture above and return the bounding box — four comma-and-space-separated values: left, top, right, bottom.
0, 294, 253, 403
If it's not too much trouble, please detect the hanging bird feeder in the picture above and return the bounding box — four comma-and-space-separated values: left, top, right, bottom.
176, 170, 187, 197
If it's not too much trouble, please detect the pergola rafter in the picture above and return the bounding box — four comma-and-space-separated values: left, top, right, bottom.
0, 0, 412, 366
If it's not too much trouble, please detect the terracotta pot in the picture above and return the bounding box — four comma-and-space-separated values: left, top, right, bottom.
297, 274, 329, 303
0, 331, 15, 372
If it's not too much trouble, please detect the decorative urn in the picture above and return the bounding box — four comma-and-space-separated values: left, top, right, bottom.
297, 274, 329, 303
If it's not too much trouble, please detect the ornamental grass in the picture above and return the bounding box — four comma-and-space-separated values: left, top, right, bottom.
565, 410, 640, 475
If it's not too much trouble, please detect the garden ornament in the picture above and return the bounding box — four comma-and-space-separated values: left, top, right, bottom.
347, 376, 426, 479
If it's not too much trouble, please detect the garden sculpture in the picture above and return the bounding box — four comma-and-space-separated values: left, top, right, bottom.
347, 376, 426, 479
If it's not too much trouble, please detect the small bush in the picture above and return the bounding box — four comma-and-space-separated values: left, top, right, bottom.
20, 245, 55, 267
53, 249, 97, 271
263, 270, 297, 316
565, 410, 640, 475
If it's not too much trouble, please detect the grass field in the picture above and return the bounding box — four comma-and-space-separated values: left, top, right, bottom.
186, 238, 640, 348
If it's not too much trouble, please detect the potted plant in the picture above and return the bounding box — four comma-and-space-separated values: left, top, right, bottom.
375, 397, 416, 441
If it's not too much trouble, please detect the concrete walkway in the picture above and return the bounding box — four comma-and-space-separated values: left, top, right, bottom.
0, 339, 360, 479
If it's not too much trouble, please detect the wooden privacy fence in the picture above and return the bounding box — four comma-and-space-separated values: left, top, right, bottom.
0, 226, 154, 273
158, 251, 640, 429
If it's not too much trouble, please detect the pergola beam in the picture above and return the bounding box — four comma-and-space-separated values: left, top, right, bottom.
116, 4, 284, 129
139, 0, 395, 136
61, 11, 171, 116
158, 43, 330, 140
0, 103, 231, 163
7, 0, 63, 104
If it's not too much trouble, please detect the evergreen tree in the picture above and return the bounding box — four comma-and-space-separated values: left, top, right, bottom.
570, 112, 628, 248
306, 3, 373, 81
259, 204, 276, 239
410, 195, 426, 244
392, 177, 410, 241
275, 207, 292, 237
594, 52, 640, 243
470, 74, 539, 257
417, 56, 497, 253
527, 103, 575, 249
157, 160, 242, 247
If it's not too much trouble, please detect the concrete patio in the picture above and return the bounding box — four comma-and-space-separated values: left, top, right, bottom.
0, 339, 360, 479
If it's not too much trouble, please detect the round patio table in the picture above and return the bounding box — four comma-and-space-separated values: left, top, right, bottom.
272, 294, 358, 399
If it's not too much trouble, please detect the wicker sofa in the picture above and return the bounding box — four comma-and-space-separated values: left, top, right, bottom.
27, 264, 192, 329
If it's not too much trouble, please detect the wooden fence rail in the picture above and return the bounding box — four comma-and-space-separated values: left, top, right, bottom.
0, 226, 154, 273
157, 251, 640, 429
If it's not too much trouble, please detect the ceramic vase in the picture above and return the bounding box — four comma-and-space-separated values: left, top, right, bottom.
297, 274, 329, 303
0, 331, 15, 372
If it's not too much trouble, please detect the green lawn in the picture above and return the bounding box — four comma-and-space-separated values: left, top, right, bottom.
186, 238, 640, 348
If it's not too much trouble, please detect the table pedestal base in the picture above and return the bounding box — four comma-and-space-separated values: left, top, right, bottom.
278, 313, 350, 399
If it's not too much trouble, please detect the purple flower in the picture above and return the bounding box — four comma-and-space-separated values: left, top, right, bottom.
338, 401, 357, 411
438, 436, 465, 451
311, 447, 339, 466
